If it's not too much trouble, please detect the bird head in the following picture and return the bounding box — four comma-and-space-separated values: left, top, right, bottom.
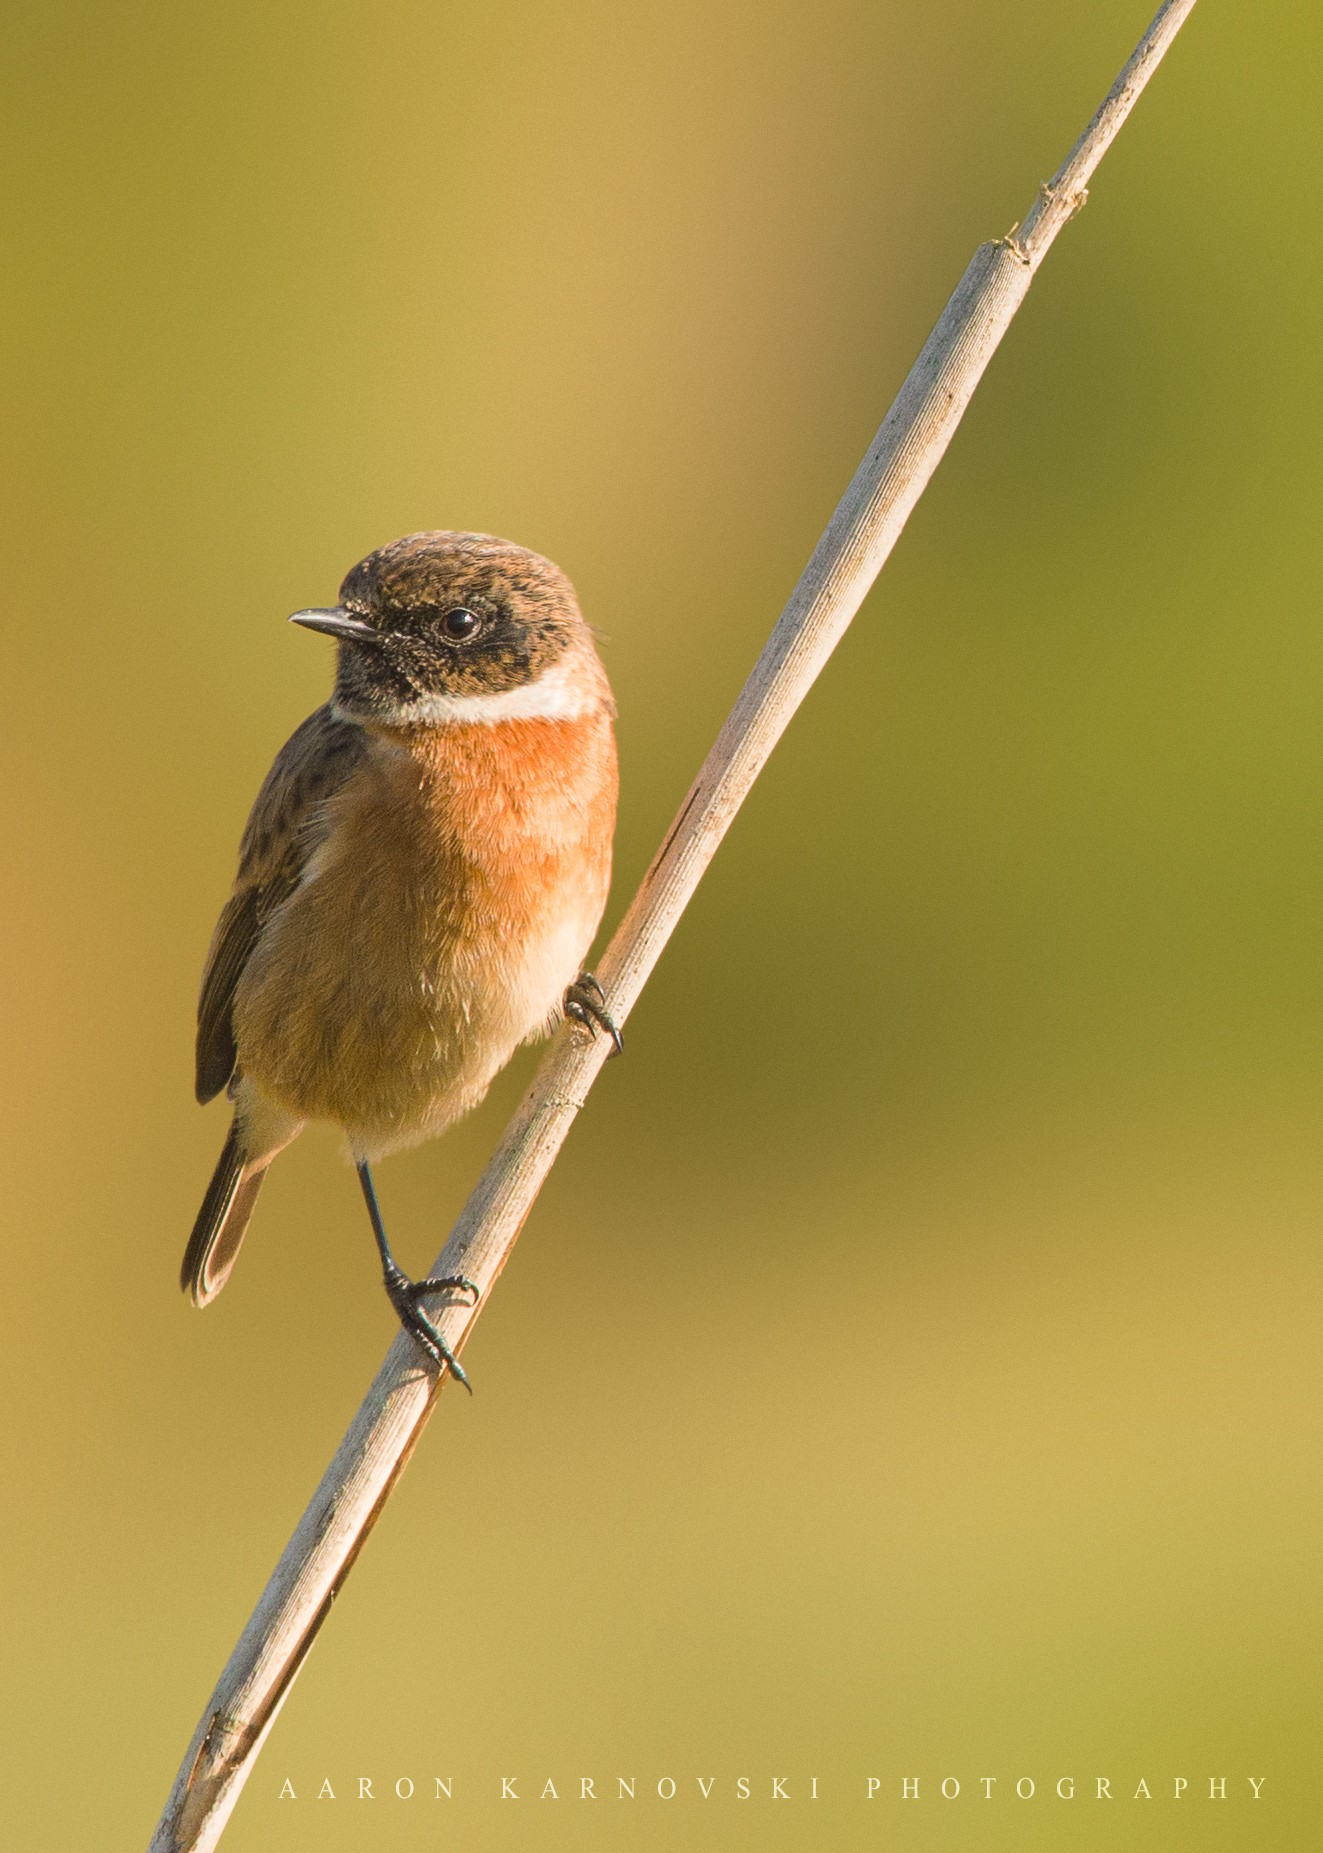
291, 531, 611, 728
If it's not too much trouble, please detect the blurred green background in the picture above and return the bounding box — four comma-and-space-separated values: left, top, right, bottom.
3, 0, 1320, 1846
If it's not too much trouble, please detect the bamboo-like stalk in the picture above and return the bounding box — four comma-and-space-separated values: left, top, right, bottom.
149, 4, 1199, 1846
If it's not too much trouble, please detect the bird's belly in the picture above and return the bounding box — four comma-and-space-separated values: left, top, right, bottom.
231, 707, 616, 1157
233, 830, 606, 1157
239, 859, 600, 1148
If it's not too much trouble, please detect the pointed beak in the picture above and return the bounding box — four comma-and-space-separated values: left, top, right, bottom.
288, 607, 384, 645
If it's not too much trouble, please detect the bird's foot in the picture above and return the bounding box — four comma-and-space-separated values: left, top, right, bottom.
382, 1264, 480, 1391
564, 972, 623, 1056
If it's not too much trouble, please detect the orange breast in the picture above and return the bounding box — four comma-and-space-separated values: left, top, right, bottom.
233, 710, 617, 1154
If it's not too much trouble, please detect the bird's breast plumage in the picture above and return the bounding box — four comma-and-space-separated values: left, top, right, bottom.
232, 708, 617, 1156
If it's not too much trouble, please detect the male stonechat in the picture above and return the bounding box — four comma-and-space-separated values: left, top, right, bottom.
183, 531, 620, 1384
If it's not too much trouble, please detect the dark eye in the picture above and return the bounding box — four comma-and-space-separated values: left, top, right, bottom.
441, 606, 482, 641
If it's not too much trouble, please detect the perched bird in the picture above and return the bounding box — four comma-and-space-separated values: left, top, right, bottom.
184, 531, 620, 1384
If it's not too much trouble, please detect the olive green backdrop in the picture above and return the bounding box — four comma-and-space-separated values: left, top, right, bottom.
3, 1, 1319, 1847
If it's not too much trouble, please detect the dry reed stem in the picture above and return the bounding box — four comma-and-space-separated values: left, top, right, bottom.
149, 4, 1200, 1845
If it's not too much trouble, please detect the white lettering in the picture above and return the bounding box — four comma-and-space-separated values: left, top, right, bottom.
1134, 1780, 1151, 1799
942, 1778, 960, 1799
980, 1778, 997, 1797
737, 1778, 750, 1800
1209, 1778, 1226, 1800
580, 1778, 596, 1800
1096, 1779, 1112, 1800
902, 1777, 920, 1799
1248, 1778, 1266, 1799
358, 1779, 374, 1801
657, 1778, 676, 1800
1016, 1778, 1036, 1799
278, 1780, 296, 1800
618, 1778, 635, 1800
540, 1780, 559, 1800
501, 1779, 519, 1800
697, 1778, 715, 1799
395, 1778, 413, 1800
1057, 1778, 1075, 1799
317, 1780, 335, 1801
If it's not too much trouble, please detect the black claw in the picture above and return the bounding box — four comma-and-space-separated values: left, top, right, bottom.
564, 973, 624, 1057
384, 1267, 473, 1390
409, 1272, 481, 1308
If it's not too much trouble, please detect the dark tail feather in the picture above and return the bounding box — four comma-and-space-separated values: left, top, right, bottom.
182, 1119, 270, 1307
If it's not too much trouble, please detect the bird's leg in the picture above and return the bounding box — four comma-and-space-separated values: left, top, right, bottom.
563, 971, 623, 1056
356, 1161, 479, 1391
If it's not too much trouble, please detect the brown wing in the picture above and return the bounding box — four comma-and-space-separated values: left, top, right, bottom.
195, 704, 366, 1103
